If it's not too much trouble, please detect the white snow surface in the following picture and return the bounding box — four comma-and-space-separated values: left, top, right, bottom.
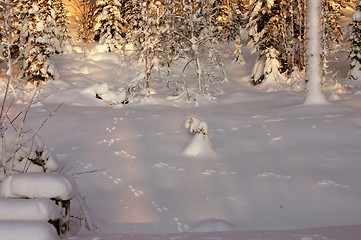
0, 172, 77, 200
2, 42, 361, 240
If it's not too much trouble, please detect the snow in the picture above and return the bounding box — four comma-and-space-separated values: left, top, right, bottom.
0, 197, 61, 221
0, 220, 59, 240
0, 173, 78, 200
352, 10, 361, 22
2, 18, 361, 240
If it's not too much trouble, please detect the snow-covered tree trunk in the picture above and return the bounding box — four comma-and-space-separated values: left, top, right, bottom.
304, 0, 328, 105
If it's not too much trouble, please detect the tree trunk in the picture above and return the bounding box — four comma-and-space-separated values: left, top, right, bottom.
304, 0, 328, 105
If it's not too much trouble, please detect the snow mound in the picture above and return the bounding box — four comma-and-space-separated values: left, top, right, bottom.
0, 173, 78, 200
82, 83, 126, 105
182, 133, 215, 157
182, 117, 215, 157
191, 218, 235, 233
0, 220, 59, 240
0, 197, 61, 221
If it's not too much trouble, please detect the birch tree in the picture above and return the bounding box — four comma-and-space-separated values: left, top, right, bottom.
304, 0, 328, 105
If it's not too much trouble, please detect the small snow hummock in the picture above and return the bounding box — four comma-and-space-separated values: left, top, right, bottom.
191, 218, 235, 233
82, 83, 127, 105
182, 117, 215, 157
0, 197, 61, 221
0, 172, 78, 200
0, 220, 59, 240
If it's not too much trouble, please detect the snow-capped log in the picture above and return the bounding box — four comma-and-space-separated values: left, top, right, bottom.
0, 172, 77, 201
0, 197, 61, 221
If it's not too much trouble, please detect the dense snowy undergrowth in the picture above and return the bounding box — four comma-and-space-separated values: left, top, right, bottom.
1, 42, 361, 240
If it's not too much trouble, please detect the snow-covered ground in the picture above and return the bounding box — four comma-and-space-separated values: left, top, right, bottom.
2, 40, 361, 240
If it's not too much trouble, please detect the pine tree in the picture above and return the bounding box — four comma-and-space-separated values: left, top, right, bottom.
0, 0, 15, 81
212, 0, 246, 42
321, 0, 344, 75
71, 0, 96, 43
17, 0, 58, 84
54, 0, 71, 53
247, 0, 284, 86
0, 2, 6, 63
348, 1, 361, 80
94, 0, 125, 52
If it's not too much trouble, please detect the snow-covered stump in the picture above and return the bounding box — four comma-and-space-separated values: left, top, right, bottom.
182, 117, 215, 157
0, 172, 78, 236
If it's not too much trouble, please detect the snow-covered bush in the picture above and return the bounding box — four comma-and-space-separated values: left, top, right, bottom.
0, 129, 58, 178
0, 71, 60, 179
183, 117, 215, 157
185, 117, 209, 135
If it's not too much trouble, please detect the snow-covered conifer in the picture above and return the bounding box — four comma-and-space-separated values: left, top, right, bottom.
349, 1, 361, 80
94, 0, 125, 52
321, 0, 344, 75
71, 0, 96, 43
17, 0, 58, 84
54, 0, 71, 53
212, 0, 247, 65
212, 0, 247, 42
248, 0, 284, 86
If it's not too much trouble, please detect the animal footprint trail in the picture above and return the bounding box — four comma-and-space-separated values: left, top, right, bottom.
128, 185, 144, 197
152, 162, 185, 172
257, 172, 292, 179
114, 149, 136, 159
76, 160, 94, 170
101, 171, 123, 184
317, 180, 351, 189
151, 201, 190, 233
201, 169, 238, 176
152, 201, 169, 213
